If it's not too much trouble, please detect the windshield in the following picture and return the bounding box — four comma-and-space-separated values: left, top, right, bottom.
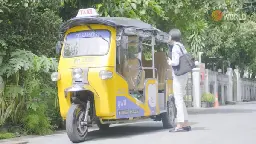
63, 30, 111, 57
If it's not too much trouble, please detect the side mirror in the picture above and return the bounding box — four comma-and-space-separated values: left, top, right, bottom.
55, 41, 62, 54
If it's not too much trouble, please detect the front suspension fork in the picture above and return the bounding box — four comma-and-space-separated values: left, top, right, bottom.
81, 101, 90, 126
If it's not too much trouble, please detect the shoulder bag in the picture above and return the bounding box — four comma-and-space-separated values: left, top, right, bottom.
171, 44, 196, 76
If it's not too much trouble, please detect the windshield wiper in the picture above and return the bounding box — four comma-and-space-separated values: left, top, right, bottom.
85, 24, 109, 43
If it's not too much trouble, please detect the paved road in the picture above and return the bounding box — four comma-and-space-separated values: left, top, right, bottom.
3, 102, 256, 144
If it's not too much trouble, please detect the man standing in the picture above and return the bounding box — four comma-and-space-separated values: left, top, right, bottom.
167, 29, 191, 132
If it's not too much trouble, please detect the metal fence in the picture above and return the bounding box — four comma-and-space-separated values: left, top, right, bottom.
200, 67, 256, 105
180, 66, 256, 108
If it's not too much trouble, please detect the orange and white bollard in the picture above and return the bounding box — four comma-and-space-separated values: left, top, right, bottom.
214, 94, 219, 108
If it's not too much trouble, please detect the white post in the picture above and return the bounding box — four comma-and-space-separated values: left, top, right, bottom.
226, 68, 233, 102
250, 83, 252, 101
151, 36, 155, 78
254, 84, 256, 100
234, 69, 242, 102
192, 68, 201, 108
214, 72, 218, 98
198, 52, 203, 64
246, 82, 248, 101
241, 82, 244, 101
204, 69, 209, 93
247, 82, 250, 101
221, 84, 225, 105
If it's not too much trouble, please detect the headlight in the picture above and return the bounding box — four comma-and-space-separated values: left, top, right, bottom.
99, 70, 113, 80
72, 68, 83, 81
51, 72, 60, 81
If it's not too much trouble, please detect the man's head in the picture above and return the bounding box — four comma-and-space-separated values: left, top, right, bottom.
169, 28, 182, 43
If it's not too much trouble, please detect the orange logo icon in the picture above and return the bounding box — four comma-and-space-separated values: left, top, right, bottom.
211, 10, 223, 21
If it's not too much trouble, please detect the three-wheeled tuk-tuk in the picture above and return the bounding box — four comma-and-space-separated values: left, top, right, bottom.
51, 8, 176, 143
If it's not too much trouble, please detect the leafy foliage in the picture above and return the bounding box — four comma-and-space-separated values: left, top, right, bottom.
0, 49, 58, 134
0, 0, 61, 136
0, 0, 62, 57
0, 132, 15, 140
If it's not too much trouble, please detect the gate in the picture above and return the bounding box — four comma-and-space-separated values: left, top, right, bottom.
185, 72, 193, 107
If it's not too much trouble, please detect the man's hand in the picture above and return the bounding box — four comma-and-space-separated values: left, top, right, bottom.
167, 57, 172, 65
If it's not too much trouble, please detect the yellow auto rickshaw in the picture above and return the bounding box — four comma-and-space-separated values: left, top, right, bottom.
51, 8, 176, 143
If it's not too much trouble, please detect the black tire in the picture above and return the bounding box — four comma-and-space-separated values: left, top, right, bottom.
66, 104, 88, 143
161, 97, 176, 129
62, 120, 66, 130
96, 120, 110, 130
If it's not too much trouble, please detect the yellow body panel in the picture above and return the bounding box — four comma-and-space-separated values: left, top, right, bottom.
57, 24, 117, 119
166, 79, 173, 98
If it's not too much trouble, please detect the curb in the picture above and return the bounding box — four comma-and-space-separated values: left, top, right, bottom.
225, 101, 237, 105
0, 141, 28, 144
0, 131, 67, 144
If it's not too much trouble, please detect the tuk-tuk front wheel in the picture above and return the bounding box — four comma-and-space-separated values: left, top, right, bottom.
66, 104, 88, 143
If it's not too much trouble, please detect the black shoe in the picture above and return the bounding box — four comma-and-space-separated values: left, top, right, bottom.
183, 126, 191, 131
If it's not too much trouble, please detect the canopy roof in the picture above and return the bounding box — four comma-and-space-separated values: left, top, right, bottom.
60, 16, 170, 43
60, 16, 159, 33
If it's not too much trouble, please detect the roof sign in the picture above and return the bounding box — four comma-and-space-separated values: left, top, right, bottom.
76, 8, 99, 18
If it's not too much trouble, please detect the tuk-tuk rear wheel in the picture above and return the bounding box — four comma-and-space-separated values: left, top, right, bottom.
66, 104, 88, 143
161, 98, 176, 129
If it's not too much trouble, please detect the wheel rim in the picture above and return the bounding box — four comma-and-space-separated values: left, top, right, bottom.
168, 101, 175, 124
76, 109, 88, 137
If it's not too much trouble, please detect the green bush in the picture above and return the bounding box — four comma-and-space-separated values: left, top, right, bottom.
22, 104, 53, 135
0, 49, 59, 135
208, 93, 215, 103
201, 93, 215, 103
201, 93, 208, 102
0, 0, 63, 136
0, 133, 15, 140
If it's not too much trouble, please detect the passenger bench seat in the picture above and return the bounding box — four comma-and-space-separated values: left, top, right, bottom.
154, 52, 172, 91
122, 58, 145, 91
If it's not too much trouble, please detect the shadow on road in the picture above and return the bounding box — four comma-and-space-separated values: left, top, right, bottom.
190, 127, 209, 131
188, 108, 256, 115
85, 121, 199, 142
87, 125, 163, 141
